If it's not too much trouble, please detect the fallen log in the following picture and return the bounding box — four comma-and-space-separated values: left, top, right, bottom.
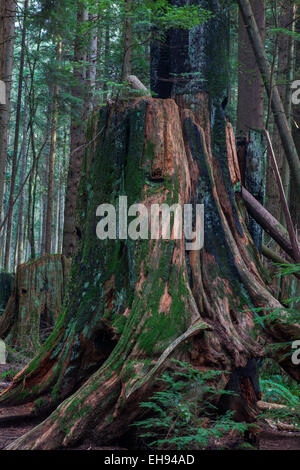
258, 400, 288, 411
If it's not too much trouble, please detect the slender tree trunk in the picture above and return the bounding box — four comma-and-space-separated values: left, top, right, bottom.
87, 11, 98, 111
4, 0, 28, 270
0, 0, 16, 226
16, 95, 28, 266
27, 119, 37, 259
121, 0, 133, 82
44, 39, 62, 254
102, 22, 110, 102
266, 1, 295, 224
62, 4, 88, 258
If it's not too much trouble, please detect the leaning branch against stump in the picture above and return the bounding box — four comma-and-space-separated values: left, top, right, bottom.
241, 187, 298, 261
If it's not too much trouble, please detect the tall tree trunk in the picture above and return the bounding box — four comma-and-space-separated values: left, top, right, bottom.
102, 22, 110, 102
266, 1, 295, 225
121, 0, 133, 82
40, 103, 51, 256
62, 4, 88, 258
44, 39, 62, 254
27, 119, 37, 259
0, 0, 16, 227
4, 0, 28, 271
16, 96, 28, 267
237, 0, 265, 138
87, 11, 98, 111
236, 0, 265, 252
238, 0, 300, 192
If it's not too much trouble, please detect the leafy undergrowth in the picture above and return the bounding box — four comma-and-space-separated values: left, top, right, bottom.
257, 263, 300, 431
259, 360, 300, 429
133, 360, 251, 450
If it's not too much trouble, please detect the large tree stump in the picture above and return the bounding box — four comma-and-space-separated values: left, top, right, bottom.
0, 255, 70, 353
0, 95, 299, 450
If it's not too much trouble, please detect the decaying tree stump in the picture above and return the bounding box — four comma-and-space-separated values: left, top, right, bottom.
0, 255, 70, 353
0, 0, 299, 450
0, 95, 299, 450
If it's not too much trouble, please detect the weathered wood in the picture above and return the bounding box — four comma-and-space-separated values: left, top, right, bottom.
126, 75, 150, 95
0, 340, 6, 364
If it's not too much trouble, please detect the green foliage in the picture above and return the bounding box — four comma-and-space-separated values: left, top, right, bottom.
256, 263, 300, 430
276, 263, 300, 277
138, 0, 213, 32
259, 362, 300, 429
0, 369, 18, 382
249, 263, 300, 331
133, 360, 248, 450
269, 28, 300, 41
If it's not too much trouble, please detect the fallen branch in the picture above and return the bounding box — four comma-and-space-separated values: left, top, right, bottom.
126, 75, 150, 95
258, 400, 288, 411
241, 187, 297, 260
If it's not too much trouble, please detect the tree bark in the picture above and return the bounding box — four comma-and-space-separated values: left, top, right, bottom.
121, 0, 133, 83
0, 0, 16, 226
266, 1, 295, 224
4, 0, 28, 271
237, 0, 265, 138
87, 11, 98, 111
44, 39, 62, 255
16, 95, 28, 267
62, 4, 88, 258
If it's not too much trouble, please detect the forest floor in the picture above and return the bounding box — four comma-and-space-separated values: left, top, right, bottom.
0, 366, 300, 451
